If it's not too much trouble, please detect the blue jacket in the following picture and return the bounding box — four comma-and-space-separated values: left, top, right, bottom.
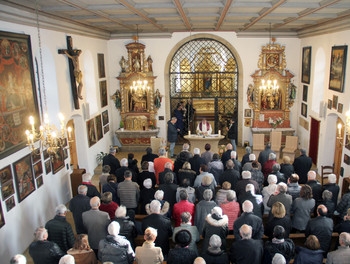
167, 120, 178, 143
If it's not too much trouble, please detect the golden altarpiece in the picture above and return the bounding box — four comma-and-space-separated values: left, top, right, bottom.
114, 41, 161, 150
248, 40, 296, 141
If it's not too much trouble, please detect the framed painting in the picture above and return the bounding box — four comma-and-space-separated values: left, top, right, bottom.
86, 118, 97, 147
102, 110, 109, 126
33, 161, 43, 178
63, 148, 68, 160
43, 149, 50, 160
36, 175, 43, 188
244, 118, 252, 127
104, 124, 110, 134
301, 103, 307, 118
0, 165, 13, 184
5, 196, 15, 212
328, 99, 332, 110
244, 109, 252, 118
0, 31, 40, 159
52, 148, 65, 174
0, 202, 4, 228
302, 85, 308, 102
100, 80, 108, 108
1, 180, 15, 201
344, 154, 350, 165
329, 45, 348, 92
95, 115, 103, 141
338, 103, 343, 114
13, 154, 36, 202
44, 160, 51, 174
302, 46, 311, 84
333, 95, 338, 109
98, 53, 105, 78
32, 149, 41, 164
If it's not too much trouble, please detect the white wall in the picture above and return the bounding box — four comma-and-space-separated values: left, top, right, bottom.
298, 29, 350, 187
108, 32, 301, 145
0, 21, 112, 263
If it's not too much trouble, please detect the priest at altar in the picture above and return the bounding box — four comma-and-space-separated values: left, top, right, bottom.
196, 118, 212, 135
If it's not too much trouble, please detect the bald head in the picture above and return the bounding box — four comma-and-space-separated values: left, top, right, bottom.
193, 257, 206, 264
339, 232, 350, 247
317, 204, 327, 216
90, 196, 100, 209
308, 170, 316, 180
240, 224, 252, 239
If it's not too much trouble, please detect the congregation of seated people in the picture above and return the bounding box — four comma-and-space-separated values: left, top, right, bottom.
13, 144, 350, 264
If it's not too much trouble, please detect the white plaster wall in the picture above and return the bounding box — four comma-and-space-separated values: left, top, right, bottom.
299, 29, 350, 186
108, 32, 301, 146
0, 21, 112, 263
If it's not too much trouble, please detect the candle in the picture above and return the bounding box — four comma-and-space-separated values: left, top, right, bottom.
218, 130, 221, 136
188, 131, 191, 136
68, 127, 72, 138
338, 123, 342, 137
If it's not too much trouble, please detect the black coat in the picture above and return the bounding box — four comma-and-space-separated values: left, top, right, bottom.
141, 153, 158, 163
103, 154, 121, 174
202, 249, 229, 264
258, 147, 274, 166
305, 216, 333, 252
29, 240, 65, 264
263, 238, 295, 264
167, 120, 178, 143
189, 155, 206, 175
102, 182, 119, 204
168, 248, 197, 264
238, 192, 264, 219
235, 179, 260, 199
307, 180, 323, 203
158, 183, 179, 207
140, 188, 156, 214
159, 168, 177, 184
293, 155, 312, 184
241, 153, 250, 166
142, 214, 173, 255
115, 167, 136, 183
221, 150, 232, 168
323, 183, 340, 206
113, 216, 137, 249
82, 183, 101, 198
137, 171, 156, 188
45, 215, 75, 252
264, 216, 292, 240
229, 239, 263, 264
220, 169, 240, 188
227, 122, 236, 140
280, 163, 294, 179
233, 212, 264, 240
69, 194, 91, 234
177, 169, 196, 186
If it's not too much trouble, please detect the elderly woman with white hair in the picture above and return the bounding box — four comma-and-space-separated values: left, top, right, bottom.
201, 207, 229, 254
135, 227, 163, 264
195, 189, 217, 235
262, 152, 277, 179
262, 174, 278, 214
323, 173, 340, 206
145, 190, 170, 216
113, 205, 137, 249
201, 234, 229, 264
10, 254, 26, 264
140, 178, 156, 214
98, 222, 135, 264
235, 170, 260, 199
29, 227, 65, 264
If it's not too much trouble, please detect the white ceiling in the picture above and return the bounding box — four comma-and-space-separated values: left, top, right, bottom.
1, 0, 350, 39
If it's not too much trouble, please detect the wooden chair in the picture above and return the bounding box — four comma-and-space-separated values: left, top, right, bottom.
252, 134, 265, 157
270, 131, 282, 159
321, 165, 334, 186
282, 136, 298, 163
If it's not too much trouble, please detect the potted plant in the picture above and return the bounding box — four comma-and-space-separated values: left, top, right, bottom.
120, 120, 124, 131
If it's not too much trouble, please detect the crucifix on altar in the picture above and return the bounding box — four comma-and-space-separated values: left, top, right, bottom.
58, 36, 83, 110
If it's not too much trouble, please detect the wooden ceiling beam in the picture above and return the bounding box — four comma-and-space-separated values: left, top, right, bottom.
173, 0, 192, 31
241, 0, 286, 31
274, 0, 341, 29
215, 0, 233, 31
118, 0, 165, 31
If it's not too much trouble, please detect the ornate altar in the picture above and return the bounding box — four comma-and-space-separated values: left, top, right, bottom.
114, 41, 160, 150
248, 40, 296, 129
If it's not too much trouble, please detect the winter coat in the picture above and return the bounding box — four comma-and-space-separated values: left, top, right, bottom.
202, 214, 229, 253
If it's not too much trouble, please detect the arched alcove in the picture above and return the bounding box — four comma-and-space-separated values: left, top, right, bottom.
164, 33, 244, 145
83, 50, 98, 115
312, 47, 326, 113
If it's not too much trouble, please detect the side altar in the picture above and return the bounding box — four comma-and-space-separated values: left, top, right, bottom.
247, 39, 296, 144
113, 39, 162, 151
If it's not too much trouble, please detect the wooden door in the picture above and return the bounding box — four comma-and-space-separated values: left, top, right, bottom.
309, 118, 320, 165
67, 119, 78, 169
334, 117, 344, 183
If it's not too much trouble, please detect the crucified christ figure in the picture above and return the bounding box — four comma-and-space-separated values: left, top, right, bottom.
62, 49, 83, 99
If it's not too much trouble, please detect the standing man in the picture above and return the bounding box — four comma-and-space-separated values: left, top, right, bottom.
117, 170, 140, 212
226, 118, 237, 151
69, 185, 91, 234
174, 103, 184, 135
168, 117, 179, 158
103, 147, 120, 175
293, 149, 312, 184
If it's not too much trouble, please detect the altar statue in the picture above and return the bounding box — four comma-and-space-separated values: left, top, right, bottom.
130, 90, 147, 112
120, 56, 127, 72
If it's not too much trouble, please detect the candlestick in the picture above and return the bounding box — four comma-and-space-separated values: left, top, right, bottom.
188, 131, 191, 136
218, 130, 221, 136
338, 123, 342, 137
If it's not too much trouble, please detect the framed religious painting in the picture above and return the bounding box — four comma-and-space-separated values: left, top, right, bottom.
301, 103, 307, 118
43, 149, 50, 160
104, 124, 110, 134
0, 202, 5, 228
95, 115, 103, 141
0, 31, 40, 159
302, 46, 311, 84
338, 103, 343, 114
333, 95, 338, 109
0, 165, 13, 184
63, 148, 68, 160
0, 165, 15, 200
302, 85, 308, 102
244, 109, 252, 118
45, 160, 51, 174
5, 196, 15, 212
329, 45, 348, 92
86, 118, 97, 147
52, 148, 65, 174
100, 80, 108, 108
13, 154, 36, 203
102, 110, 109, 126
328, 99, 332, 110
97, 53, 105, 78
33, 161, 43, 178
36, 175, 43, 188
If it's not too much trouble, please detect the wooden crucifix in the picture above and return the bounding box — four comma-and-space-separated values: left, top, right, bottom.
58, 36, 82, 109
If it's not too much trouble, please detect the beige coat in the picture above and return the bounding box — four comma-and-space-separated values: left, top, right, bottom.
135, 241, 164, 264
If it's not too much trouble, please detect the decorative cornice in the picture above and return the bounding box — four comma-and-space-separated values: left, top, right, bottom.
297, 17, 350, 38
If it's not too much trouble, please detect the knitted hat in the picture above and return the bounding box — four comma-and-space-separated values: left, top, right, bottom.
175, 229, 192, 248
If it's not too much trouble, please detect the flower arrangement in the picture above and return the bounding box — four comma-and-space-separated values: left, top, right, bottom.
148, 120, 156, 129
269, 117, 284, 129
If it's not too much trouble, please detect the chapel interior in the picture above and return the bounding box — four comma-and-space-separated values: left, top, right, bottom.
1, 0, 350, 263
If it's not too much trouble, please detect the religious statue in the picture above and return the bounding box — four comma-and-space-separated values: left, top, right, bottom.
147, 55, 153, 72
289, 82, 296, 100
120, 56, 127, 72
133, 56, 141, 72
154, 89, 162, 109
60, 48, 83, 100
247, 84, 254, 104
111, 90, 121, 110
